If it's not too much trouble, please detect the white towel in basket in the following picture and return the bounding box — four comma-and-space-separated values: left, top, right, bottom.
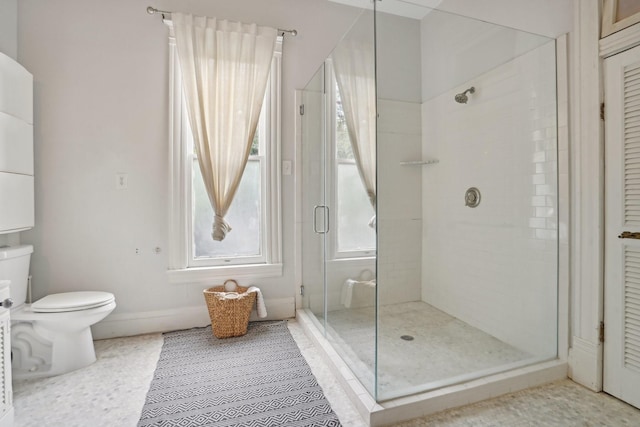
247, 286, 267, 318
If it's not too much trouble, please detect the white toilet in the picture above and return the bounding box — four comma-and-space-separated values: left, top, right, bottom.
0, 245, 116, 379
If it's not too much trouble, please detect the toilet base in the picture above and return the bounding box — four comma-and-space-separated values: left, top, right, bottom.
11, 322, 98, 380
10, 301, 116, 380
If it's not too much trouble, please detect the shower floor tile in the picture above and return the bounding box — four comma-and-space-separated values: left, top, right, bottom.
325, 301, 531, 398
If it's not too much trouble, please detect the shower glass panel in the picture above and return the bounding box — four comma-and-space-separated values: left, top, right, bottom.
301, 8, 377, 396
375, 3, 558, 400
301, 65, 326, 323
301, 0, 559, 405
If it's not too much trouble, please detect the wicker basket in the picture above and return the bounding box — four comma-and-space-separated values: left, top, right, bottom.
203, 279, 256, 338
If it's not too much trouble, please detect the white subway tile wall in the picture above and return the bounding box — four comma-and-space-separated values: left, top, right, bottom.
377, 99, 424, 306
421, 41, 558, 357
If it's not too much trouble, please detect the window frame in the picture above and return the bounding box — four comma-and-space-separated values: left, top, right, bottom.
326, 61, 376, 260
166, 24, 282, 283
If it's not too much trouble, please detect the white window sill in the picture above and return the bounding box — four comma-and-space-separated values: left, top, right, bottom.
167, 263, 283, 285
326, 257, 376, 267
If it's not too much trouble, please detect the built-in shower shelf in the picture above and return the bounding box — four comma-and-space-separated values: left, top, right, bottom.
400, 159, 439, 166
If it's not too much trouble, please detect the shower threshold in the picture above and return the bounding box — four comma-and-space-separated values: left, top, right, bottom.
296, 309, 567, 426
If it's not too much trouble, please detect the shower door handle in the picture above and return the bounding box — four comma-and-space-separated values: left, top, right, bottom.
313, 205, 330, 234
324, 206, 330, 233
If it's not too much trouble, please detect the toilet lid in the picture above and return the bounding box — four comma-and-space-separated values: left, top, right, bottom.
32, 291, 115, 313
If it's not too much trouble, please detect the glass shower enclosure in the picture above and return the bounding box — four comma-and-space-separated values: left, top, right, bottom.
301, 1, 558, 402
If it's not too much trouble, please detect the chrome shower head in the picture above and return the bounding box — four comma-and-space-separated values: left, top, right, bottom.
454, 87, 475, 104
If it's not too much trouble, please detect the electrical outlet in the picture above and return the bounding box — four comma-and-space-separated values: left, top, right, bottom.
135, 248, 141, 254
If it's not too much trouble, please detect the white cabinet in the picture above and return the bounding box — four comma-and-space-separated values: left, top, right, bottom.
0, 174, 34, 234
0, 52, 34, 234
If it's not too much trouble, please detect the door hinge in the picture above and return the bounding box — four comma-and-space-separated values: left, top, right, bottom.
599, 321, 605, 343
300, 285, 305, 296
601, 102, 605, 121
299, 104, 305, 116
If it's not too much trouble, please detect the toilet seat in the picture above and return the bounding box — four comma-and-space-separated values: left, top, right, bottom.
31, 291, 115, 313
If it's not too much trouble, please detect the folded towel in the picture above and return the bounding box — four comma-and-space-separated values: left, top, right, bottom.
361, 280, 376, 288
341, 279, 357, 308
341, 278, 377, 309
247, 286, 267, 318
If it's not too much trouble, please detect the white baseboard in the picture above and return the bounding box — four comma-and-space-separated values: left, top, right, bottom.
91, 297, 296, 340
568, 335, 602, 391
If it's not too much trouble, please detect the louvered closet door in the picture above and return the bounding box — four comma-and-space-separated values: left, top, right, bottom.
604, 44, 640, 408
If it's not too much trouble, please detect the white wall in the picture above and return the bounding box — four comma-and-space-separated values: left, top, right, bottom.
431, 0, 572, 39
376, 12, 422, 102
374, 12, 424, 308
420, 9, 552, 102
329, 0, 572, 40
0, 0, 17, 60
377, 99, 423, 306
421, 41, 558, 356
16, 0, 363, 338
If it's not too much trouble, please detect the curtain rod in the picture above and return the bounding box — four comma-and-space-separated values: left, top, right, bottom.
146, 6, 298, 36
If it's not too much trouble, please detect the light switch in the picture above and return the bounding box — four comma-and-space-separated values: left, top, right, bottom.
282, 160, 292, 176
116, 173, 128, 190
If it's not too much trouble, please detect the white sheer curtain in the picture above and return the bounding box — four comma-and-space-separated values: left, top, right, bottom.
173, 13, 277, 241
331, 41, 377, 227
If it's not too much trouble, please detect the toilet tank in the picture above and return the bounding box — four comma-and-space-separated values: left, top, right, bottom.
0, 245, 33, 307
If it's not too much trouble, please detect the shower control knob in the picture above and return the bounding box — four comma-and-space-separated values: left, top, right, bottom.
465, 187, 481, 208
1, 298, 13, 308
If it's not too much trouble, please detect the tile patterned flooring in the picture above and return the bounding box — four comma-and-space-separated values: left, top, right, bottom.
13, 333, 163, 427
392, 379, 640, 426
324, 301, 532, 397
12, 319, 640, 427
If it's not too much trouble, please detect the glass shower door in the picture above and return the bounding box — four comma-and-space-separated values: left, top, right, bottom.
300, 7, 378, 397
301, 65, 327, 324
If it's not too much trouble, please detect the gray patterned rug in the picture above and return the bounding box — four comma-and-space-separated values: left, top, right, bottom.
137, 321, 341, 427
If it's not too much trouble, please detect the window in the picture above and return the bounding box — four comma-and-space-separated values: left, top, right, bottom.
189, 88, 268, 266
167, 30, 282, 282
329, 67, 376, 259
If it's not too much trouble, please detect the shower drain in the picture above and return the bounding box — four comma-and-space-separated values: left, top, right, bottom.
400, 335, 414, 341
